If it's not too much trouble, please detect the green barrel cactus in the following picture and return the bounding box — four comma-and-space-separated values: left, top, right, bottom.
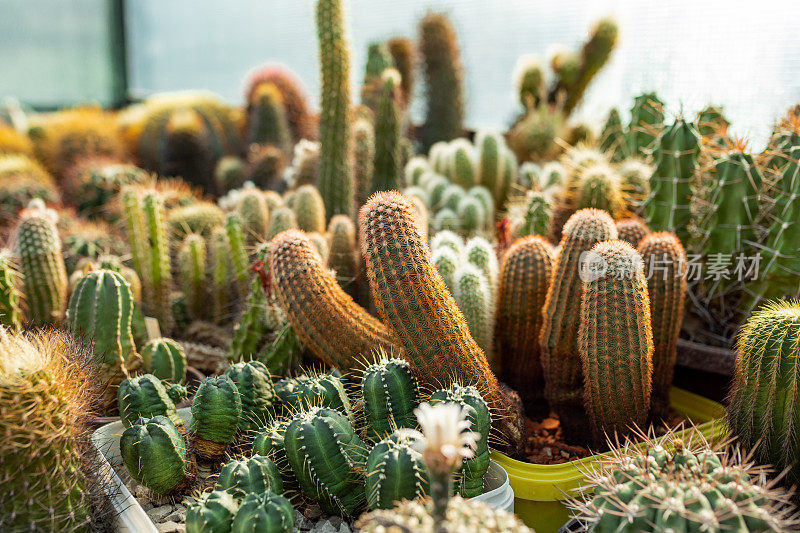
627, 91, 665, 157
117, 374, 184, 430
0, 250, 22, 331
447, 138, 477, 189
366, 435, 430, 510
178, 233, 207, 322
214, 455, 283, 497
274, 372, 352, 418
13, 208, 68, 325
141, 337, 187, 383
361, 355, 420, 442
224, 360, 276, 432
230, 492, 294, 533
429, 384, 491, 498
120, 415, 189, 495
190, 375, 242, 460
252, 418, 298, 493
186, 490, 240, 533
284, 406, 369, 516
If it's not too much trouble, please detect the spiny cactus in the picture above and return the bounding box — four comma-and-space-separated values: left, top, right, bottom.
728, 300, 800, 481
284, 406, 369, 516
362, 355, 421, 442
267, 205, 298, 240
64, 161, 147, 221
230, 491, 294, 533
245, 82, 292, 154
359, 192, 525, 456
14, 207, 68, 325
510, 190, 552, 240
0, 250, 22, 332
639, 232, 687, 419
0, 331, 96, 531
580, 240, 653, 444
456, 195, 485, 234
627, 92, 665, 157
361, 42, 395, 112
418, 12, 464, 152
225, 211, 251, 298
0, 153, 60, 225
118, 374, 183, 430
186, 490, 240, 533
292, 184, 326, 233
275, 371, 352, 419
167, 202, 224, 241
271, 229, 399, 371
697, 104, 731, 142
366, 434, 429, 510
214, 155, 246, 194
245, 143, 287, 191
452, 264, 494, 366
616, 217, 650, 247
599, 107, 628, 161
209, 226, 234, 324
316, 0, 354, 219
463, 236, 499, 304
446, 138, 477, 189
353, 116, 375, 211
326, 214, 359, 289
541, 208, 617, 442
431, 229, 463, 255
178, 234, 207, 322
224, 360, 275, 432
619, 158, 653, 215
644, 118, 700, 244
514, 55, 545, 111
433, 246, 459, 294
244, 64, 315, 143
236, 188, 270, 246
120, 415, 189, 495
572, 162, 626, 217
497, 235, 554, 416
215, 455, 283, 497
141, 337, 186, 384
387, 36, 415, 110
372, 70, 402, 195
190, 375, 242, 460
252, 418, 298, 492
229, 278, 272, 364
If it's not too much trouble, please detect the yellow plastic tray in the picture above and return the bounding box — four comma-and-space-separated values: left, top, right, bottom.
492, 387, 727, 533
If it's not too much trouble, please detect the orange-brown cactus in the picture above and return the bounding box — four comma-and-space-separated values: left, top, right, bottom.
615, 217, 650, 248
270, 229, 400, 372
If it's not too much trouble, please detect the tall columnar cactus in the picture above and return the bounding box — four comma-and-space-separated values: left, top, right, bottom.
540, 208, 617, 442
225, 211, 251, 298
178, 234, 207, 322
580, 240, 653, 444
271, 230, 399, 371
0, 331, 95, 531
68, 269, 138, 407
316, 0, 354, 219
418, 12, 464, 152
141, 337, 187, 384
142, 190, 174, 333
0, 250, 22, 332
599, 107, 628, 161
215, 455, 283, 497
361, 355, 420, 442
510, 191, 551, 240
644, 118, 700, 244
190, 375, 242, 460
284, 406, 369, 516
224, 360, 275, 432
360, 42, 394, 112
627, 92, 665, 157
372, 70, 402, 195
230, 492, 294, 533
359, 192, 525, 456
433, 246, 459, 294
14, 208, 68, 325
275, 372, 352, 418
429, 384, 491, 498
117, 374, 184, 430
452, 264, 494, 367
387, 36, 415, 110
728, 300, 800, 481
229, 278, 272, 364
615, 217, 650, 247
638, 232, 687, 419
447, 138, 477, 189
120, 415, 189, 495
246, 82, 292, 153
209, 226, 233, 324
237, 188, 270, 246
366, 435, 430, 510
497, 235, 554, 416
352, 117, 376, 211
267, 206, 299, 240
292, 184, 326, 233
327, 214, 359, 290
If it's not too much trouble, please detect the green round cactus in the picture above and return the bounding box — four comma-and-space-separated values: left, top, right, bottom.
214, 455, 283, 497
252, 418, 298, 494
433, 208, 459, 232
361, 355, 421, 442
405, 156, 429, 186
456, 195, 485, 233
292, 184, 326, 234
190, 375, 242, 460
186, 490, 240, 533
440, 183, 466, 212
224, 360, 276, 432
366, 434, 430, 510
432, 246, 459, 294
120, 415, 189, 495
141, 337, 187, 383
274, 372, 351, 418
117, 374, 183, 430
230, 491, 294, 533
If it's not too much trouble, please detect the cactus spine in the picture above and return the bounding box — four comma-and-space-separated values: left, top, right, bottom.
275, 372, 352, 418
141, 337, 186, 384
0, 250, 22, 332
14, 209, 68, 325
252, 418, 298, 494
120, 415, 189, 495
639, 232, 687, 419
361, 355, 420, 442
541, 208, 617, 442
186, 490, 240, 533
366, 435, 429, 510
359, 192, 525, 456
316, 0, 354, 219
178, 234, 207, 322
372, 71, 402, 195
497, 235, 554, 416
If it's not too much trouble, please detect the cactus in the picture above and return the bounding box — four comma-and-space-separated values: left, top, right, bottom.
67, 268, 138, 407
65, 161, 147, 221
728, 300, 800, 481
619, 158, 652, 215
387, 36, 415, 110
267, 206, 298, 240
244, 64, 315, 143
274, 371, 352, 418
627, 92, 665, 157
599, 107, 628, 161
236, 188, 270, 246
14, 208, 68, 325
0, 331, 96, 531
271, 229, 399, 371
497, 235, 554, 416
452, 264, 494, 367
245, 82, 292, 154
580, 240, 653, 444
362, 355, 421, 442
225, 211, 251, 298
514, 55, 545, 111
214, 155, 246, 193
446, 138, 477, 189
360, 42, 395, 112
316, 0, 354, 219
366, 434, 429, 510
120, 415, 189, 495
291, 184, 326, 233
353, 116, 375, 211
696, 104, 730, 140
245, 143, 287, 191
359, 192, 525, 455
429, 384, 490, 498
118, 374, 183, 430
224, 360, 276, 432
215, 455, 283, 497
209, 227, 234, 324
615, 217, 650, 247
509, 190, 551, 239
463, 236, 499, 303
178, 234, 207, 322
573, 429, 798, 533
141, 337, 187, 384
229, 278, 272, 364
284, 406, 369, 515
0, 154, 61, 225
252, 418, 298, 490
541, 208, 617, 442
638, 232, 687, 419
326, 214, 359, 289
190, 376, 242, 460
456, 195, 485, 233
186, 490, 240, 533
230, 491, 294, 533
644, 118, 700, 244
168, 202, 224, 241
432, 246, 459, 294
0, 250, 22, 332
418, 13, 464, 152
507, 102, 568, 164
431, 229, 463, 254
372, 70, 402, 195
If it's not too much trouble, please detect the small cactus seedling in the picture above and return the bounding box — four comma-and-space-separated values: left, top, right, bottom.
190, 375, 242, 460
117, 374, 184, 431
185, 490, 240, 533
224, 360, 276, 432
230, 491, 295, 533
361, 355, 421, 442
214, 455, 283, 497
120, 415, 189, 495
366, 434, 430, 510
141, 337, 187, 384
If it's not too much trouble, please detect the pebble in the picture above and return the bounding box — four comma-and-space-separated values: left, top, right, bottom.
328, 516, 343, 529
147, 505, 174, 521
165, 509, 186, 523
316, 520, 338, 533
156, 521, 184, 533
305, 503, 323, 520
